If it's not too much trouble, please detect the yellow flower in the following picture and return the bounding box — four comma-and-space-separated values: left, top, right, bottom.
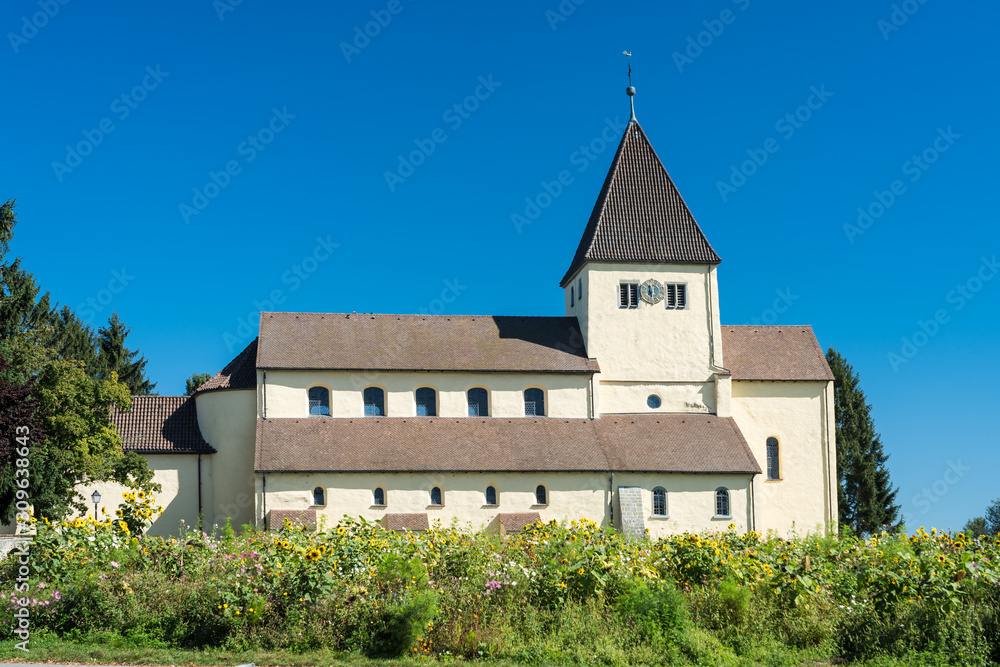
115, 510, 123, 517
337, 526, 346, 535
137, 490, 146, 499
577, 568, 584, 575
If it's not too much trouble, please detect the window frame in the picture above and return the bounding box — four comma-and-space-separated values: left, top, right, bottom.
766, 437, 781, 480
429, 486, 444, 507
714, 487, 731, 519
570, 285, 575, 307
523, 387, 546, 417
485, 485, 498, 507
618, 282, 639, 309
363, 386, 386, 417
307, 385, 331, 417
578, 277, 583, 300
467, 387, 489, 417
664, 283, 688, 310
312, 486, 326, 507
415, 386, 438, 417
652, 487, 668, 517
372, 486, 386, 507
534, 484, 548, 506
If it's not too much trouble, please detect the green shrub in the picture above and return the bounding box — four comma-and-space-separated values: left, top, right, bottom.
613, 579, 689, 648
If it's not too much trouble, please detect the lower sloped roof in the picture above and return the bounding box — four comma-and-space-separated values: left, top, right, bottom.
721, 326, 833, 381
111, 396, 215, 454
255, 414, 759, 475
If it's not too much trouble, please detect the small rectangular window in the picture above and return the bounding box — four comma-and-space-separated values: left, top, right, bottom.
578, 277, 583, 299
570, 285, 575, 307
619, 282, 639, 309
665, 283, 687, 310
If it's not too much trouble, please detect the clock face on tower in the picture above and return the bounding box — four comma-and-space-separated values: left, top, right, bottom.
639, 279, 664, 304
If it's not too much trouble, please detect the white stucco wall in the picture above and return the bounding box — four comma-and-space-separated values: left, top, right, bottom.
259, 471, 750, 538
260, 370, 593, 420
74, 453, 207, 537
598, 381, 715, 414
731, 380, 836, 536
569, 262, 723, 384
195, 388, 257, 530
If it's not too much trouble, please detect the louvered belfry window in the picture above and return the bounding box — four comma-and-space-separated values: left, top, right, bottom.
619, 282, 639, 309
665, 283, 687, 309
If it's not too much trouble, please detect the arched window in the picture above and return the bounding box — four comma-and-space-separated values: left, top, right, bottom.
415, 387, 437, 417
715, 488, 730, 518
524, 388, 545, 416
313, 486, 325, 506
467, 387, 488, 416
308, 386, 330, 416
485, 485, 497, 506
373, 487, 386, 506
535, 484, 547, 505
430, 486, 443, 506
364, 387, 385, 416
652, 487, 667, 517
766, 437, 780, 480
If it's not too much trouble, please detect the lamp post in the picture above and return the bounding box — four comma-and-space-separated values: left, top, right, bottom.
91, 490, 101, 521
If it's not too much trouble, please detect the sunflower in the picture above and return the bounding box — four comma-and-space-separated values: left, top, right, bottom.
115, 509, 123, 517
937, 554, 947, 563
137, 490, 146, 499
305, 548, 322, 562
337, 526, 347, 535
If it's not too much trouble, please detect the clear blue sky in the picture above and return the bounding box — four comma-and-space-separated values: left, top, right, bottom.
2, 1, 997, 532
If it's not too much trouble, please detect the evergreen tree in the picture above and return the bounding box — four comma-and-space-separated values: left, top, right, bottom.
96, 313, 155, 395
826, 348, 900, 535
986, 499, 1000, 536
0, 200, 159, 522
963, 516, 988, 537
185, 372, 213, 395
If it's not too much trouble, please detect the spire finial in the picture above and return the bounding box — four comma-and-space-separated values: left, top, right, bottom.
623, 50, 636, 122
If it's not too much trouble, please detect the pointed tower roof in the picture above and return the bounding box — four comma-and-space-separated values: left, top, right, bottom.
560, 119, 721, 286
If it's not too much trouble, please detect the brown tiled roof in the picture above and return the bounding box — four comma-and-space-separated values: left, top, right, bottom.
268, 509, 317, 531
257, 313, 598, 373
111, 396, 214, 454
198, 339, 258, 393
256, 414, 759, 474
721, 326, 834, 381
383, 513, 430, 531
498, 513, 541, 533
561, 120, 721, 286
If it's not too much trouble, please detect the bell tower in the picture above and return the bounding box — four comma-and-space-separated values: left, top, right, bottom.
562, 79, 730, 416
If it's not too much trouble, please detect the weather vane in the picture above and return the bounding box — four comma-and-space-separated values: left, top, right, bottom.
623, 50, 636, 121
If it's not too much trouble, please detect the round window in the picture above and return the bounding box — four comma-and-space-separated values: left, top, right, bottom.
647, 394, 661, 409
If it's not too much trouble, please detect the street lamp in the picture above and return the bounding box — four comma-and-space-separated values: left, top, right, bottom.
91, 490, 101, 521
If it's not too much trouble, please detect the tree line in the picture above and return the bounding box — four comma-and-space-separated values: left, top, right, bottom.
0, 199, 158, 525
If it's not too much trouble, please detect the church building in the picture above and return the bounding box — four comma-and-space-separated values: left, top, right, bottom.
84, 88, 838, 538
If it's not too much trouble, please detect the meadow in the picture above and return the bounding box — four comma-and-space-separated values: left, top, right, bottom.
2, 493, 999, 666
